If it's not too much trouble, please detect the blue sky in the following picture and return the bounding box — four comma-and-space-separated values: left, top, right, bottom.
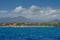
0, 0, 60, 21
0, 0, 60, 10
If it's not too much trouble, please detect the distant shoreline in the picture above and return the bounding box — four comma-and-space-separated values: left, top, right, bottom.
0, 25, 59, 27
0, 22, 60, 26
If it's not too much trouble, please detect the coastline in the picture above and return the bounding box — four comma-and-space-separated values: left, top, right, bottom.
0, 26, 56, 27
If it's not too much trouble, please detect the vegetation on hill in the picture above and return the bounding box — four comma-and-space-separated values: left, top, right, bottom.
0, 22, 60, 26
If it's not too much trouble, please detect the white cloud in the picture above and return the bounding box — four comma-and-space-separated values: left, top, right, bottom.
0, 5, 60, 21
16, 5, 57, 20
12, 6, 25, 13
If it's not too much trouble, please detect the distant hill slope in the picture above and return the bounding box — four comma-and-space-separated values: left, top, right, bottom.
49, 19, 60, 23
0, 17, 60, 23
0, 16, 31, 23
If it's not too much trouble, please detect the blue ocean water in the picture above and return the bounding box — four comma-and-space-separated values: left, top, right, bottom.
0, 26, 60, 40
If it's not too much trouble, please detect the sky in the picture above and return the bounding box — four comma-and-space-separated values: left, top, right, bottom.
0, 0, 60, 21
0, 0, 60, 10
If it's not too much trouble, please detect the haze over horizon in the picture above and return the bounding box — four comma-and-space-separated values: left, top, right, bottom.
0, 0, 60, 22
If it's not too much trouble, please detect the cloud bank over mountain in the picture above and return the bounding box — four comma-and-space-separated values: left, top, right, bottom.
0, 5, 60, 21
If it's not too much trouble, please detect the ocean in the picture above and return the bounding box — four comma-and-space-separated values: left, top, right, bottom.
0, 26, 60, 40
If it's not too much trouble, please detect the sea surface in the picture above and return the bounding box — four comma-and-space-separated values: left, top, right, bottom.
0, 26, 60, 40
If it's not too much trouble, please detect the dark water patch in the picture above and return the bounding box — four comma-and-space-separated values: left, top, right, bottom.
0, 27, 60, 40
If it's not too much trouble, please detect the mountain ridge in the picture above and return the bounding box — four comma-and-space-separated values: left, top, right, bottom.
0, 17, 60, 23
